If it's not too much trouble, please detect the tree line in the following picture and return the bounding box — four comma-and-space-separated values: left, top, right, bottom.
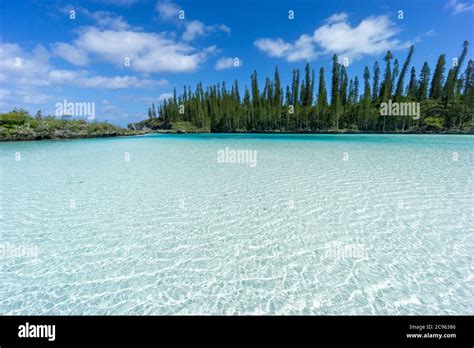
143, 41, 473, 133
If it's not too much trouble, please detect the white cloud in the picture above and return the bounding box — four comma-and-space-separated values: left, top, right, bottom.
214, 57, 242, 70
218, 24, 231, 34
314, 15, 410, 58
182, 21, 231, 41
254, 38, 293, 58
52, 43, 89, 66
2, 89, 53, 106
60, 6, 135, 31
0, 87, 52, 107
85, 10, 132, 30
446, 0, 474, 14
0, 42, 168, 91
254, 14, 411, 62
288, 34, 317, 62
182, 20, 206, 41
0, 43, 51, 85
156, 0, 181, 21
53, 3, 222, 71
48, 70, 167, 89
254, 36, 316, 62
156, 1, 230, 41
71, 28, 215, 72
326, 12, 348, 24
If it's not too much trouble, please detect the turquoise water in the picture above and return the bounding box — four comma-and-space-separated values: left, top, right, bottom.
1, 134, 473, 315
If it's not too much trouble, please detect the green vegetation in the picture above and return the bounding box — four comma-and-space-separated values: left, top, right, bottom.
137, 41, 473, 133
128, 118, 208, 133
0, 109, 142, 141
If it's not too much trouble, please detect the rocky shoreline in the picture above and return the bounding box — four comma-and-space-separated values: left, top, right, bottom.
2, 126, 472, 142
0, 130, 146, 142
0, 109, 146, 142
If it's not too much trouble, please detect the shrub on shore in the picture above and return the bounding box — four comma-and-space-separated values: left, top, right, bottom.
0, 109, 141, 141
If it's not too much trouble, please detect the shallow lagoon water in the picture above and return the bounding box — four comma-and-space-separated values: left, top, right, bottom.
1, 134, 473, 314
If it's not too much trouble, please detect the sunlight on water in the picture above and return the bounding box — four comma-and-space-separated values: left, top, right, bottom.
1, 134, 473, 314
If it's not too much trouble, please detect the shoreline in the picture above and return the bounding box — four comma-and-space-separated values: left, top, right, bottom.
1, 128, 473, 142
154, 129, 474, 135
144, 128, 474, 136
0, 131, 146, 142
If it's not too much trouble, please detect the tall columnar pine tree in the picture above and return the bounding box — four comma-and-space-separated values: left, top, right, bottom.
419, 62, 431, 101
372, 61, 380, 101
362, 66, 372, 128
392, 59, 399, 97
380, 50, 393, 131
395, 45, 415, 101
408, 66, 418, 99
331, 54, 340, 129
380, 50, 394, 102
316, 67, 328, 128
430, 54, 446, 99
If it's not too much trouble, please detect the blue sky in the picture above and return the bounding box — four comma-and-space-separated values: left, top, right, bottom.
1, 0, 473, 126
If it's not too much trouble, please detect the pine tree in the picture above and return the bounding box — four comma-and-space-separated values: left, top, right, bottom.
453, 41, 469, 82
348, 79, 354, 107
285, 85, 291, 129
430, 54, 446, 99
392, 59, 399, 97
274, 66, 282, 128
461, 59, 474, 127
363, 66, 372, 129
419, 62, 431, 101
331, 54, 340, 129
443, 69, 455, 105
407, 66, 418, 98
442, 68, 457, 126
353, 76, 359, 104
380, 50, 393, 101
445, 41, 469, 109
395, 45, 414, 101
303, 63, 312, 107
340, 65, 348, 107
250, 71, 260, 129
316, 67, 328, 129
291, 69, 300, 107
372, 61, 380, 101
380, 51, 394, 131
463, 59, 474, 99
